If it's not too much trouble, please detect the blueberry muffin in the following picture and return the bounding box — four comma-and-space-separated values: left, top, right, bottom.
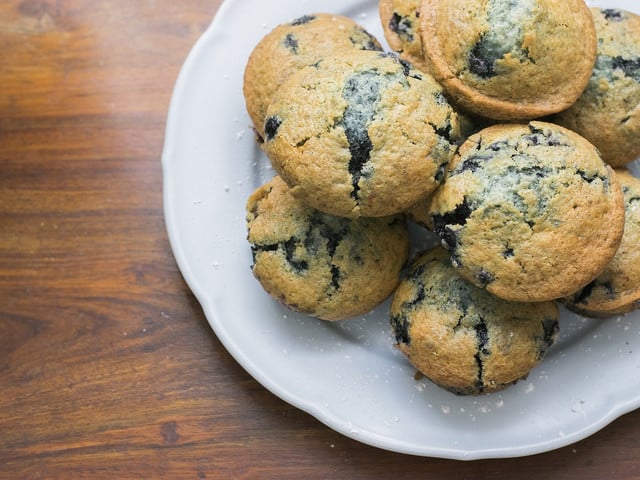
425, 121, 625, 303
564, 169, 640, 318
553, 8, 640, 167
243, 13, 382, 141
418, 0, 597, 120
379, 0, 428, 72
246, 176, 410, 321
390, 247, 559, 395
263, 50, 463, 218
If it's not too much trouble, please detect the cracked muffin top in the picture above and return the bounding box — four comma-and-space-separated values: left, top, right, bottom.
425, 121, 625, 302
418, 0, 597, 120
243, 13, 382, 141
390, 246, 559, 395
262, 50, 463, 218
564, 168, 640, 318
553, 8, 640, 167
246, 176, 410, 321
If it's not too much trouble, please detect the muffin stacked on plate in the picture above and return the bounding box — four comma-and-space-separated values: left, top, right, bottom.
240, 2, 640, 395
552, 7, 640, 167
242, 12, 464, 323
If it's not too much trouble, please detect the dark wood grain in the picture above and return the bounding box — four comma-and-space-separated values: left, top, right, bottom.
1, 1, 640, 478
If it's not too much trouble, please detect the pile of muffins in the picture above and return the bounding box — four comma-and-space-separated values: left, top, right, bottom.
241, 0, 640, 395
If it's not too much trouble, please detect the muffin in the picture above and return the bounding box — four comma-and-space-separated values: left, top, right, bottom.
425, 121, 625, 302
564, 168, 640, 317
263, 50, 463, 218
246, 176, 410, 321
418, 0, 597, 120
390, 247, 559, 395
379, 0, 428, 72
243, 13, 382, 141
553, 8, 640, 167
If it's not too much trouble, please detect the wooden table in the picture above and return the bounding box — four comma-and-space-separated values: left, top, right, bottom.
1, 1, 639, 478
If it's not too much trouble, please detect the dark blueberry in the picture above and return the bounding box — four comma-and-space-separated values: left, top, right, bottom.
526, 124, 571, 147
398, 58, 416, 78
468, 39, 498, 78
572, 280, 596, 304
602, 9, 624, 21
576, 169, 609, 186
457, 154, 488, 173
406, 261, 428, 281
435, 163, 447, 183
612, 56, 640, 82
251, 243, 278, 267
304, 213, 348, 257
473, 318, 490, 392
283, 33, 298, 54
538, 318, 559, 357
430, 118, 456, 145
319, 224, 347, 257
503, 248, 514, 259
475, 319, 490, 355
264, 116, 282, 141
252, 239, 307, 272
406, 282, 426, 308
388, 12, 415, 43
283, 237, 308, 272
487, 140, 511, 151
476, 269, 495, 286
431, 199, 472, 254
342, 71, 384, 200
330, 264, 342, 291
434, 226, 457, 254
390, 314, 411, 344
432, 198, 473, 228
290, 14, 316, 26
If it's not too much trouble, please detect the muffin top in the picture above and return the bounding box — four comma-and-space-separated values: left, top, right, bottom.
390, 247, 559, 395
553, 8, 640, 167
418, 0, 597, 120
263, 50, 462, 218
247, 176, 410, 321
426, 121, 625, 302
564, 168, 640, 317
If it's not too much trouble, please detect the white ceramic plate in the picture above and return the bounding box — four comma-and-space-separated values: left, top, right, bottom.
162, 0, 640, 460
